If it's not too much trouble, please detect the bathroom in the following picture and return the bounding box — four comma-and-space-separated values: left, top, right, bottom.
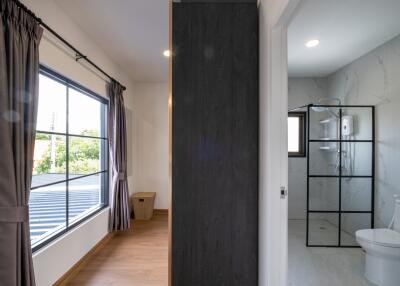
287, 1, 400, 285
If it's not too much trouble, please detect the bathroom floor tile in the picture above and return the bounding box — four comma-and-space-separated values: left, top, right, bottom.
289, 220, 376, 286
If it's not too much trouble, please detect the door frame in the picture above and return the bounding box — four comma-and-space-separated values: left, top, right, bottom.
258, 0, 302, 285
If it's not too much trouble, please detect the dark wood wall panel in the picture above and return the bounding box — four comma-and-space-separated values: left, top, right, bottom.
172, 3, 258, 286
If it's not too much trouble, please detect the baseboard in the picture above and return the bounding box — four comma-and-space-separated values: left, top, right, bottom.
53, 232, 114, 286
154, 209, 169, 215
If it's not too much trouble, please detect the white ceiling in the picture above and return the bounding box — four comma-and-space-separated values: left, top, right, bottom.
55, 0, 169, 82
288, 0, 400, 77
54, 0, 400, 80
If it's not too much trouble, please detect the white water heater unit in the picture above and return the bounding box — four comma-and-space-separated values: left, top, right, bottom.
342, 115, 353, 136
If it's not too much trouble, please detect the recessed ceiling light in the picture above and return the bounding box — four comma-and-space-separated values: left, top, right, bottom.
305, 39, 320, 48
163, 50, 171, 57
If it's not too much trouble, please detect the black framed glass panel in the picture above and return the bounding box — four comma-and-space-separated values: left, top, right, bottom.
309, 142, 339, 176
340, 107, 373, 141
341, 178, 372, 212
309, 177, 339, 211
29, 66, 109, 251
341, 142, 372, 177
309, 106, 340, 141
308, 213, 339, 246
341, 213, 371, 246
306, 105, 375, 247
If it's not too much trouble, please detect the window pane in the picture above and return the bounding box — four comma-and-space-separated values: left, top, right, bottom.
31, 69, 108, 251
68, 136, 103, 176
32, 133, 66, 188
69, 88, 103, 137
288, 117, 300, 152
68, 174, 102, 223
29, 182, 66, 246
36, 74, 66, 133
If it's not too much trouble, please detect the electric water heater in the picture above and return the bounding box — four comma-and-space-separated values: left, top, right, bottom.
342, 115, 353, 136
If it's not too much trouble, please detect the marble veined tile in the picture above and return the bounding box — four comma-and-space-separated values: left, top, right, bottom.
288, 220, 376, 286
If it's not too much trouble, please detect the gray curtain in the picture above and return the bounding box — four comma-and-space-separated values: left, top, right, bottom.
0, 1, 43, 285
108, 81, 131, 231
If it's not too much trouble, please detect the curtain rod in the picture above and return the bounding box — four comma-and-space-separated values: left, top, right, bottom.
12, 0, 127, 91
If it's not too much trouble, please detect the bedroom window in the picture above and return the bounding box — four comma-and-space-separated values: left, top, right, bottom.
288, 112, 306, 157
29, 66, 109, 251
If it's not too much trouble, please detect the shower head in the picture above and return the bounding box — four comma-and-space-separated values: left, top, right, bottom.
311, 106, 329, 113
311, 106, 340, 118
311, 98, 341, 118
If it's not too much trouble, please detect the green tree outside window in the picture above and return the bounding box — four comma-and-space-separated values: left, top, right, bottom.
34, 129, 101, 175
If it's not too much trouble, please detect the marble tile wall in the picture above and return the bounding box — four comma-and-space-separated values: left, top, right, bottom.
288, 78, 328, 219
328, 34, 400, 229
289, 33, 400, 232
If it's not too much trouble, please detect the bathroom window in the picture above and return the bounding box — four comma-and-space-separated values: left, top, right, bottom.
29, 66, 109, 251
288, 112, 306, 157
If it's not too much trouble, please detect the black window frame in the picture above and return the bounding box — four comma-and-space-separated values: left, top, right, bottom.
288, 111, 306, 157
31, 65, 109, 252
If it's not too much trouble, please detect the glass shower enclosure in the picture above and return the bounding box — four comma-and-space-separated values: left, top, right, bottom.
306, 105, 375, 247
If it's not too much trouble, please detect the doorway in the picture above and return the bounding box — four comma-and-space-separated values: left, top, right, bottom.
286, 0, 400, 285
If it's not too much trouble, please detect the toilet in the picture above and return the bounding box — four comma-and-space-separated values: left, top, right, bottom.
356, 198, 400, 286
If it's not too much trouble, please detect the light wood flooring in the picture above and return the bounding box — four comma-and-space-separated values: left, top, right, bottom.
65, 216, 373, 285
66, 214, 168, 286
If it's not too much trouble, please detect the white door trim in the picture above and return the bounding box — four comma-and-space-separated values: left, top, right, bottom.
259, 1, 302, 285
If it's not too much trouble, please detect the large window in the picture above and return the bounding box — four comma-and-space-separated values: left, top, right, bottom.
29, 66, 108, 251
288, 112, 306, 157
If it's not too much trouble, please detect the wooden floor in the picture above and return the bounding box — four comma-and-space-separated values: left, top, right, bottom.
66, 214, 168, 286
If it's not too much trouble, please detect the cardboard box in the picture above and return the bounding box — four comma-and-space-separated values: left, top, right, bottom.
132, 192, 156, 220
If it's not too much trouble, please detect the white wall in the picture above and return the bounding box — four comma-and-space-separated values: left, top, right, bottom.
21, 0, 137, 285
131, 83, 169, 209
328, 34, 400, 229
32, 210, 109, 286
288, 78, 328, 219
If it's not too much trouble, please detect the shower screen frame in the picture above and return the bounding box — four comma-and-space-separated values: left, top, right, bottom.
305, 104, 375, 248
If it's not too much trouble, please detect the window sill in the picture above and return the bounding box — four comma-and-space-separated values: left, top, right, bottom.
32, 205, 109, 254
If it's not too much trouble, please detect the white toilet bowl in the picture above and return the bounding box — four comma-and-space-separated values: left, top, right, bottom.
356, 198, 400, 286
356, 229, 400, 286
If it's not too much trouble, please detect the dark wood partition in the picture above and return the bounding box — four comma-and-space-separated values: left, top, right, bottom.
171, 1, 258, 285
